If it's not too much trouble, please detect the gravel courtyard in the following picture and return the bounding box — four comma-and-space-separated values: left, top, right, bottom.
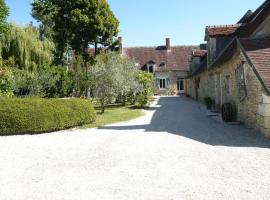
1, 96, 270, 200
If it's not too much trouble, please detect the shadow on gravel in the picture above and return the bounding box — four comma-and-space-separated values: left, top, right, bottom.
99, 96, 270, 148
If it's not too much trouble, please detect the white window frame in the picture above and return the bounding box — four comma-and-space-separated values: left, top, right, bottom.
177, 79, 185, 93
147, 63, 155, 73
159, 78, 166, 89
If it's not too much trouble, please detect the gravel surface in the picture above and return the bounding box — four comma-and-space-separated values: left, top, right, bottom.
0, 96, 270, 200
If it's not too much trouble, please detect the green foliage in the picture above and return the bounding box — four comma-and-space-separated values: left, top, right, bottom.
90, 52, 140, 113
115, 56, 140, 105
13, 66, 73, 98
0, 67, 13, 97
0, 24, 55, 70
0, 98, 96, 135
85, 105, 143, 128
71, 55, 89, 97
38, 66, 73, 98
0, 0, 9, 35
13, 69, 42, 97
32, 0, 119, 62
135, 71, 154, 107
90, 52, 121, 113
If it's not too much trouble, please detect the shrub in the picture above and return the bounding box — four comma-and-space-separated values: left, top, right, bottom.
0, 67, 14, 97
0, 98, 96, 135
135, 71, 154, 107
13, 66, 73, 98
13, 69, 43, 97
166, 85, 177, 96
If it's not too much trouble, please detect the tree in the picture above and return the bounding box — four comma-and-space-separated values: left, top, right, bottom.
90, 52, 140, 113
0, 24, 55, 71
90, 52, 121, 113
32, 0, 119, 63
0, 0, 9, 35
116, 57, 140, 105
135, 71, 154, 107
71, 55, 89, 97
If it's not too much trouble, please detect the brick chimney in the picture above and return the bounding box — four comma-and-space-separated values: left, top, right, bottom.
166, 38, 171, 51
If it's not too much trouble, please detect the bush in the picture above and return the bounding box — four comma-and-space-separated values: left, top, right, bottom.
13, 70, 43, 97
135, 71, 153, 107
0, 67, 14, 97
13, 66, 73, 98
166, 85, 177, 96
0, 98, 96, 135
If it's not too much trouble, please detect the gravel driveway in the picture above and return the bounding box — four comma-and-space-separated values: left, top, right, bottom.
1, 96, 270, 200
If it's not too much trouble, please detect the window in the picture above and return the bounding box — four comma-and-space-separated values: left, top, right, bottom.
159, 79, 166, 89
177, 79, 184, 91
148, 65, 154, 73
147, 62, 155, 73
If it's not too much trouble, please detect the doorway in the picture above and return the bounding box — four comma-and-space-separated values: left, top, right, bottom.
177, 79, 185, 93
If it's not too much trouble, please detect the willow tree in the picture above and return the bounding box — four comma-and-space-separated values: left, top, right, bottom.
0, 0, 9, 35
0, 24, 55, 71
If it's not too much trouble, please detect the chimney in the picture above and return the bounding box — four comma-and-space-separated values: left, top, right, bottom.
166, 38, 171, 51
118, 37, 123, 54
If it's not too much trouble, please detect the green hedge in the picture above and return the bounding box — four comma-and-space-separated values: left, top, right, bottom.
0, 98, 96, 135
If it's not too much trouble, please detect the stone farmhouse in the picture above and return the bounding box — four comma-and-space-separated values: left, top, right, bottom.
119, 38, 196, 95
187, 0, 270, 137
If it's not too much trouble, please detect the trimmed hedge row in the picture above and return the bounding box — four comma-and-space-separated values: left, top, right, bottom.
0, 98, 96, 135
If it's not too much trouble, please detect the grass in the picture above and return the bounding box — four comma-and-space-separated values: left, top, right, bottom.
84, 104, 144, 128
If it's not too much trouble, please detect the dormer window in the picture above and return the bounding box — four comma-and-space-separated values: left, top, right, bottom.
148, 65, 154, 73
147, 61, 155, 73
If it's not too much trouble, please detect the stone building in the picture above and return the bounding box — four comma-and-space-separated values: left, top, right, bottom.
121, 38, 196, 95
187, 0, 270, 137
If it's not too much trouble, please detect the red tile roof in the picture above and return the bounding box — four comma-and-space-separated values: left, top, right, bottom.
123, 46, 196, 72
205, 24, 242, 39
192, 49, 207, 57
239, 37, 270, 90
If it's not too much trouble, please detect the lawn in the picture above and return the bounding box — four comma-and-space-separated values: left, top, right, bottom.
84, 105, 144, 128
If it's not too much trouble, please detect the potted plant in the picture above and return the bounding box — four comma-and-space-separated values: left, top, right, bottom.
203, 97, 212, 110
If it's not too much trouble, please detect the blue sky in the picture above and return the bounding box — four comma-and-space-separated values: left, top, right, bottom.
6, 0, 264, 46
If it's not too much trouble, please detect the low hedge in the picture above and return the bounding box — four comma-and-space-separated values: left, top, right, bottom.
0, 98, 96, 135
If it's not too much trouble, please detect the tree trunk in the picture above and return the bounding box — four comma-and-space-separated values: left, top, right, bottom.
101, 98, 105, 114
122, 94, 126, 106
94, 38, 98, 57
86, 88, 91, 99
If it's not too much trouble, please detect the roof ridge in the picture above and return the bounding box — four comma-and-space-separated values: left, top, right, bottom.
206, 24, 242, 29
124, 45, 198, 49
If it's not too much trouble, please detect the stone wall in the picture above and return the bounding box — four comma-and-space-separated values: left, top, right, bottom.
187, 71, 209, 102
155, 71, 188, 95
188, 49, 270, 137
211, 51, 264, 132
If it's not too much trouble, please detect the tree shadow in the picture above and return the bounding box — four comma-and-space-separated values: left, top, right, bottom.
99, 96, 270, 148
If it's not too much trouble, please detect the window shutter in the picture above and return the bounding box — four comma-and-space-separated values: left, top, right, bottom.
156, 79, 159, 88
166, 78, 170, 88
